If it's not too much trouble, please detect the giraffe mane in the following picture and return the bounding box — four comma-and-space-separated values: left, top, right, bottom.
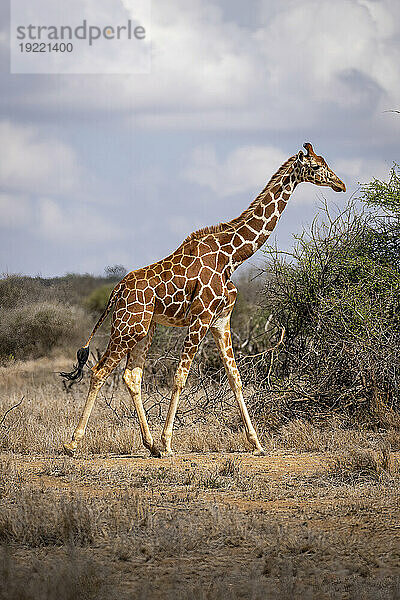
183, 222, 233, 244
182, 154, 297, 244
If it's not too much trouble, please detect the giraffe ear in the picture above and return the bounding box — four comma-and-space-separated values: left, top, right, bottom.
303, 142, 315, 157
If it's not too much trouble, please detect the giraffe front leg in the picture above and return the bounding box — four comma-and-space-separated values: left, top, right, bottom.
161, 373, 185, 456
210, 316, 265, 455
161, 318, 210, 456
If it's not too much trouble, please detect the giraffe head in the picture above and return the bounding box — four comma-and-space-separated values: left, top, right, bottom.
295, 142, 346, 192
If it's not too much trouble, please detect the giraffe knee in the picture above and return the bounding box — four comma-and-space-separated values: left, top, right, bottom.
89, 368, 104, 385
123, 369, 141, 394
173, 371, 186, 392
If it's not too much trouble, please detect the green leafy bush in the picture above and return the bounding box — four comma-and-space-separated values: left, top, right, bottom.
85, 283, 114, 314
261, 196, 400, 418
361, 162, 400, 215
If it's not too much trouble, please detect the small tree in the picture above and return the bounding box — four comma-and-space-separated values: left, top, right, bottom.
104, 265, 127, 281
361, 163, 400, 216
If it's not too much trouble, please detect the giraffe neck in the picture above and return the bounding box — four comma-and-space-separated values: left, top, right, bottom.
226, 156, 299, 271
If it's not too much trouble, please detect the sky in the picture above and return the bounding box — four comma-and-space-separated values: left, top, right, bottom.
1, 0, 399, 277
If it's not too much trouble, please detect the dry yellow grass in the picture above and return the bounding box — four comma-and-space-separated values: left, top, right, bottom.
0, 358, 400, 599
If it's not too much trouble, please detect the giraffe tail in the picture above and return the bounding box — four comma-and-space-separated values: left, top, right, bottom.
59, 282, 123, 382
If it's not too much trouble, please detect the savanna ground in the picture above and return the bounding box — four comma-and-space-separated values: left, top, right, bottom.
1, 357, 399, 600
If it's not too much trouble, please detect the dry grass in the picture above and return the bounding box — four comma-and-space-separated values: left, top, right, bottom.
0, 358, 400, 599
0, 547, 116, 600
0, 358, 397, 457
1, 464, 400, 599
0, 485, 150, 549
328, 447, 399, 483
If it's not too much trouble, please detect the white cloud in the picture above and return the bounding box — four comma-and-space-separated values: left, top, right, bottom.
255, 0, 400, 116
16, 0, 256, 116
184, 144, 287, 197
0, 121, 83, 195
332, 157, 390, 187
0, 193, 31, 227
1, 0, 399, 276
0, 121, 119, 247
0, 192, 119, 245
37, 197, 119, 244
8, 0, 398, 140
183, 142, 392, 208
167, 215, 205, 238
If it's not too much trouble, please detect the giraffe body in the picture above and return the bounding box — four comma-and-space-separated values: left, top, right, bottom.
61, 143, 345, 457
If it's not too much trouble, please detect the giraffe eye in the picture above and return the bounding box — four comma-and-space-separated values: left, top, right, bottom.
311, 165, 320, 171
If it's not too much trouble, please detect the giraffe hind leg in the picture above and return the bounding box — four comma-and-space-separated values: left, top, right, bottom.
63, 344, 125, 455
161, 316, 211, 456
123, 323, 161, 457
63, 293, 155, 456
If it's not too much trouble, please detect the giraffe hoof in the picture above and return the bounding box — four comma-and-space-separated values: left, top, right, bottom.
161, 450, 174, 458
253, 448, 266, 457
150, 444, 162, 458
63, 441, 78, 457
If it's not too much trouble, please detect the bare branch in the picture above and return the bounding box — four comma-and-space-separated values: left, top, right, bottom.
0, 397, 24, 428
243, 326, 285, 360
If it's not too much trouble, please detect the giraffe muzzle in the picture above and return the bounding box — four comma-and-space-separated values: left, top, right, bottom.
331, 178, 346, 193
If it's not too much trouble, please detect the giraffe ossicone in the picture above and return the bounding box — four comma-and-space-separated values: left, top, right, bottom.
61, 142, 345, 457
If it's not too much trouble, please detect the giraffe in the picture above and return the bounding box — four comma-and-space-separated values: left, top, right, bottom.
61, 142, 345, 457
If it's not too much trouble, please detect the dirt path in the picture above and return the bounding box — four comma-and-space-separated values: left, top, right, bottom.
11, 450, 329, 487
9, 450, 399, 517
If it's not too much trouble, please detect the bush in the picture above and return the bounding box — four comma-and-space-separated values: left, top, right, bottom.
85, 284, 114, 314
361, 162, 400, 215
261, 198, 400, 420
0, 275, 51, 310
0, 302, 87, 360
104, 264, 127, 280
0, 273, 118, 360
